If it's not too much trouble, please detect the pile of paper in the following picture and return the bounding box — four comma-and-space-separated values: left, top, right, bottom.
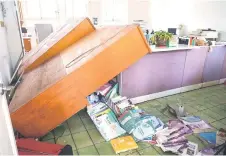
87, 81, 118, 105
118, 110, 164, 141
106, 92, 164, 141
107, 96, 134, 115
153, 116, 214, 154
155, 119, 193, 154
87, 82, 165, 144
87, 103, 126, 141
180, 116, 212, 133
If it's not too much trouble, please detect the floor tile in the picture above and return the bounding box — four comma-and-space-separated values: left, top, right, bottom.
95, 142, 116, 155
190, 104, 206, 111
119, 149, 138, 155
178, 95, 196, 103
162, 109, 177, 119
153, 146, 176, 155
207, 95, 226, 105
129, 151, 140, 155
145, 100, 167, 111
138, 146, 159, 155
192, 111, 216, 123
72, 131, 93, 149
210, 121, 226, 130
43, 139, 55, 144
137, 141, 151, 151
56, 135, 76, 151
77, 145, 99, 155
88, 129, 105, 144
203, 109, 225, 120
210, 107, 226, 117
42, 131, 54, 141
156, 98, 169, 105
78, 109, 89, 119
184, 105, 198, 114
219, 118, 226, 125
200, 102, 215, 109
217, 104, 226, 110
165, 94, 182, 101
159, 116, 170, 123
146, 108, 165, 117
54, 122, 70, 137
68, 114, 81, 122
68, 117, 86, 134
73, 150, 79, 155
81, 117, 96, 130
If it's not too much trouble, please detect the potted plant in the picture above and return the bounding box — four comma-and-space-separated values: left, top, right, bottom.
150, 30, 173, 47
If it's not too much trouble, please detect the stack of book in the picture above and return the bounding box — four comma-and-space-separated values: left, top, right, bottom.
87, 102, 126, 141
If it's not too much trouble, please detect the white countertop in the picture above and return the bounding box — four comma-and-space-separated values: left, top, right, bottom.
151, 44, 226, 52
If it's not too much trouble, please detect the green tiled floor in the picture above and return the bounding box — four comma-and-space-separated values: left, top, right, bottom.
41, 85, 226, 155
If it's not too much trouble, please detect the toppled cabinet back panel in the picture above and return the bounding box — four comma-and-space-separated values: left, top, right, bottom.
20, 18, 95, 73
10, 25, 150, 137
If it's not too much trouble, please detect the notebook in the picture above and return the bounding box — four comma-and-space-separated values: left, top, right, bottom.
110, 136, 138, 154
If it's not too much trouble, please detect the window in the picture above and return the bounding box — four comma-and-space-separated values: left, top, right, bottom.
21, 0, 88, 21
40, 0, 57, 19
22, 0, 41, 19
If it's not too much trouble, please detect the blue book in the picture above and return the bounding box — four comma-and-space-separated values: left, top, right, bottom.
199, 132, 216, 144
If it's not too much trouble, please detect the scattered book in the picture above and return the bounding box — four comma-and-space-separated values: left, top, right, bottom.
199, 132, 216, 145
110, 136, 138, 154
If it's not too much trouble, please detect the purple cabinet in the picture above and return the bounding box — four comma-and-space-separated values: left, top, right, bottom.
182, 47, 208, 86
120, 46, 226, 99
220, 47, 226, 79
203, 46, 226, 82
121, 51, 186, 98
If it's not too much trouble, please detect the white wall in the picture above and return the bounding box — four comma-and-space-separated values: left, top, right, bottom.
0, 3, 12, 85
0, 4, 18, 155
2, 0, 23, 71
88, 0, 102, 24
87, 0, 151, 26
128, 0, 151, 26
150, 0, 226, 40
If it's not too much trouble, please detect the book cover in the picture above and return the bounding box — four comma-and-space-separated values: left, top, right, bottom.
110, 136, 138, 154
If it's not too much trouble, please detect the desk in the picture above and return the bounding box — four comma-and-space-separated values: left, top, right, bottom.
119, 45, 226, 104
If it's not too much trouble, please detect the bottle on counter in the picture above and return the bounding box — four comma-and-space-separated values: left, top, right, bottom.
145, 29, 150, 44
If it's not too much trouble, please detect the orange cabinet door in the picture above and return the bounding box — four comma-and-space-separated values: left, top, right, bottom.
23, 38, 31, 52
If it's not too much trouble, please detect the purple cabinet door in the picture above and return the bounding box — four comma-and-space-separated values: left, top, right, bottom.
182, 47, 208, 86
121, 51, 186, 98
203, 46, 226, 82
220, 46, 226, 79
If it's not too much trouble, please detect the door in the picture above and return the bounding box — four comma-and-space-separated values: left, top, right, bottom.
0, 2, 18, 154
0, 92, 18, 155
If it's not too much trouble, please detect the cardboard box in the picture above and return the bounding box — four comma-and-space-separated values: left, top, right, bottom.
10, 25, 151, 137
20, 18, 95, 73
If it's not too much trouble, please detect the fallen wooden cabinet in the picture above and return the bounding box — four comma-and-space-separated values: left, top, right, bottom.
20, 18, 95, 73
10, 25, 151, 137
